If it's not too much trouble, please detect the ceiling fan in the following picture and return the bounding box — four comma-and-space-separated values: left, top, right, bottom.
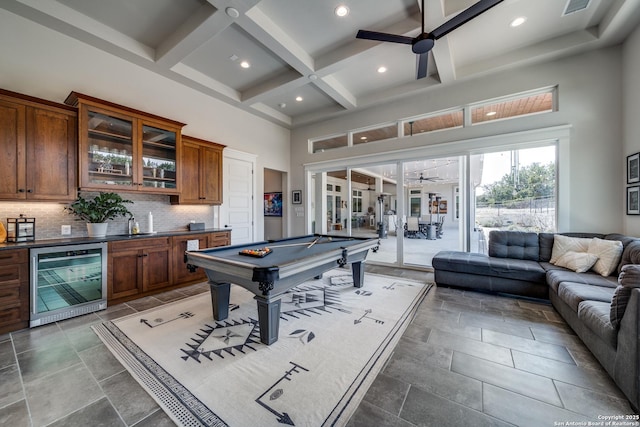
356, 0, 504, 79
409, 173, 441, 183
366, 179, 376, 191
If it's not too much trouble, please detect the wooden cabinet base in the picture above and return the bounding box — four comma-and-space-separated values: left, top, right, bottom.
0, 249, 29, 334
107, 231, 230, 305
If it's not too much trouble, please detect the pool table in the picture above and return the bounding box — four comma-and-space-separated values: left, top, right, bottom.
185, 234, 379, 345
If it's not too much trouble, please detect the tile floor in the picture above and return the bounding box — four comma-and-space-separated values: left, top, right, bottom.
0, 266, 636, 426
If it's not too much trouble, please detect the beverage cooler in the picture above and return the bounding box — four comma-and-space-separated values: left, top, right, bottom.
30, 242, 107, 327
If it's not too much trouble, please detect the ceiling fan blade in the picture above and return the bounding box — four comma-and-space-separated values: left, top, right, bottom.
356, 30, 414, 45
416, 52, 429, 79
431, 0, 504, 40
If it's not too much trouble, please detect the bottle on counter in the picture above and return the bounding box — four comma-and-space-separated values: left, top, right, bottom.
148, 212, 153, 233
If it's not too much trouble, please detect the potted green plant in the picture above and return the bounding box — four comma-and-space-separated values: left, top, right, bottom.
65, 192, 133, 237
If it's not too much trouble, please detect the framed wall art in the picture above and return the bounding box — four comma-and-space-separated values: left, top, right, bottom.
627, 186, 640, 215
264, 192, 283, 217
628, 153, 640, 184
292, 190, 302, 204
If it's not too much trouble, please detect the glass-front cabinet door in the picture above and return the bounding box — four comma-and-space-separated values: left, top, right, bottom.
140, 123, 177, 191
84, 108, 136, 189
73, 93, 183, 195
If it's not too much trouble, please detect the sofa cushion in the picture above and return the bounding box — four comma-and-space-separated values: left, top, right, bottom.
578, 300, 617, 347
610, 264, 640, 328
557, 282, 615, 311
432, 251, 546, 283
588, 238, 623, 276
488, 231, 539, 261
554, 251, 599, 273
539, 232, 604, 263
546, 269, 618, 293
618, 240, 640, 274
550, 235, 592, 264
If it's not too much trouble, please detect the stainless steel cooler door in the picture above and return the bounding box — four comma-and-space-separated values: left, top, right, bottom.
30, 242, 107, 326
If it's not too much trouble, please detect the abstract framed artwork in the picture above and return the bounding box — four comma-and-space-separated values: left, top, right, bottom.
292, 190, 302, 204
264, 192, 283, 217
628, 153, 640, 184
627, 186, 640, 215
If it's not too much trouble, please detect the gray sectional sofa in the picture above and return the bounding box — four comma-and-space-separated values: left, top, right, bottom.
432, 231, 640, 412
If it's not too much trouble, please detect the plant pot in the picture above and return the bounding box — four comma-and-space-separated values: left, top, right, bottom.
87, 222, 108, 238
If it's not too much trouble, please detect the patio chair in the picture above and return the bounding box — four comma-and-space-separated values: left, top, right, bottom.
436, 216, 445, 239
406, 216, 420, 238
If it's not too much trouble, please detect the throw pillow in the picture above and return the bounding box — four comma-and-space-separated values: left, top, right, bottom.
550, 235, 592, 264
553, 251, 599, 273
610, 264, 640, 328
588, 238, 623, 276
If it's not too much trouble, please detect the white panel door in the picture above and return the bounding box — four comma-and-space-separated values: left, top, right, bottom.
224, 155, 254, 244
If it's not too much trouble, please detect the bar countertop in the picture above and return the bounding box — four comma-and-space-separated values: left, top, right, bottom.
0, 228, 231, 251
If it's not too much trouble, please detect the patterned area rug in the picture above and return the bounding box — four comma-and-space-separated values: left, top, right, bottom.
93, 270, 431, 427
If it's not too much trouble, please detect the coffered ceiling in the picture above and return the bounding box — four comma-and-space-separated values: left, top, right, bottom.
2, 0, 639, 129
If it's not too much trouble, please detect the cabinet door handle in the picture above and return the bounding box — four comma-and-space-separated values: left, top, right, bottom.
18, 189, 25, 193
27, 189, 33, 193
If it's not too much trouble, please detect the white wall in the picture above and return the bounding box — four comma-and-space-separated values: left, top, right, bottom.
0, 9, 290, 240
623, 25, 640, 236
291, 46, 624, 235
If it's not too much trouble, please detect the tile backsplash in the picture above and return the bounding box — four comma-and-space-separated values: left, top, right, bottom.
0, 192, 218, 240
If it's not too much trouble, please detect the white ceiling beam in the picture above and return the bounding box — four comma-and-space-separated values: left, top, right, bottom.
425, 0, 457, 83
240, 6, 315, 74
314, 75, 357, 109
170, 63, 240, 101
155, 4, 230, 67
250, 102, 292, 126
598, 0, 640, 42
2, 0, 154, 61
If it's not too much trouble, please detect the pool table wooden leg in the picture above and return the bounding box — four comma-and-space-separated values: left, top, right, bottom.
209, 281, 230, 320
352, 261, 365, 288
255, 297, 281, 345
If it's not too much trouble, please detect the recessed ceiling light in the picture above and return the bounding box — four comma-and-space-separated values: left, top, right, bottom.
377, 66, 387, 73
240, 61, 250, 68
335, 5, 349, 17
279, 103, 286, 109
360, 136, 367, 140
486, 111, 497, 116
510, 17, 526, 27
295, 96, 303, 102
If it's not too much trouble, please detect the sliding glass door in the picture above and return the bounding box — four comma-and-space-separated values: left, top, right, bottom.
470, 145, 557, 254
401, 156, 464, 268
308, 142, 557, 269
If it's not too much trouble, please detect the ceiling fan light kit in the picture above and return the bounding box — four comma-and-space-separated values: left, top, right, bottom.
356, 0, 504, 79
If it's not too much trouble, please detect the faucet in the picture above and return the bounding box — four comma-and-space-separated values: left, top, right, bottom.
128, 217, 135, 235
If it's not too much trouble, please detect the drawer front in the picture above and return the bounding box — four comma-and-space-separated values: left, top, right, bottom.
0, 283, 21, 306
209, 231, 231, 247
110, 237, 170, 252
0, 249, 28, 266
0, 263, 28, 284
0, 302, 22, 327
